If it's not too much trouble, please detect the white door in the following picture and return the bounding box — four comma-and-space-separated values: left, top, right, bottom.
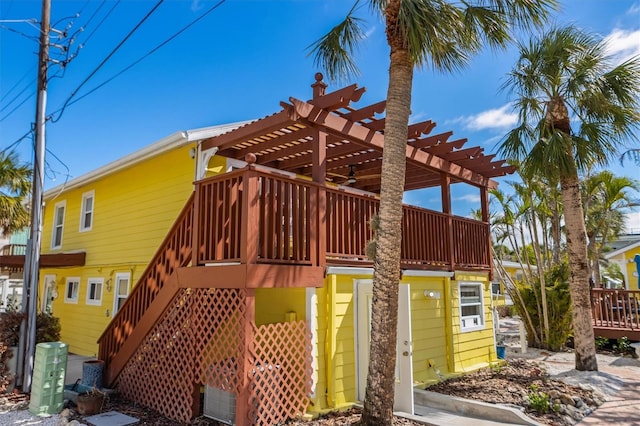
356, 280, 414, 414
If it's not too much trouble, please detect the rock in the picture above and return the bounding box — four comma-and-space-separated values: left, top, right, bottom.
573, 396, 584, 408
559, 393, 575, 405
563, 404, 585, 421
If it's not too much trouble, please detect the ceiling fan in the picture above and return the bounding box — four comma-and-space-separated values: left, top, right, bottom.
327, 165, 381, 185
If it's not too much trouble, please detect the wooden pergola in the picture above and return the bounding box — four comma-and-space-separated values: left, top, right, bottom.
200, 73, 515, 216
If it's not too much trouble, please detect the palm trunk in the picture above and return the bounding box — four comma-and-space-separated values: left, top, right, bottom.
529, 206, 550, 344
560, 172, 598, 371
361, 1, 412, 423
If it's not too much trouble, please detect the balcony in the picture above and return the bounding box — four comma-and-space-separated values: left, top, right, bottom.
192, 166, 491, 272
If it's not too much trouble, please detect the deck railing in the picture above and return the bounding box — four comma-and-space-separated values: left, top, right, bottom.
97, 193, 195, 371
1, 244, 26, 256
591, 289, 640, 332
193, 166, 491, 271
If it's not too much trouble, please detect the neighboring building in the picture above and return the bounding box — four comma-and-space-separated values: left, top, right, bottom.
0, 77, 515, 425
0, 229, 28, 312
603, 233, 640, 290
492, 260, 537, 306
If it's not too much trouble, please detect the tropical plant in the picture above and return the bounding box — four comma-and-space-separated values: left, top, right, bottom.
498, 26, 640, 371
0, 150, 31, 235
583, 171, 639, 286
311, 1, 555, 421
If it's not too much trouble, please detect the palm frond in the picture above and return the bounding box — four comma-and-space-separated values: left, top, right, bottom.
307, 1, 366, 83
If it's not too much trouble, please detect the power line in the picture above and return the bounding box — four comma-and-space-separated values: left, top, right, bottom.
0, 78, 35, 113
58, 0, 227, 112
50, 0, 164, 123
1, 130, 33, 154
1, 67, 34, 102
0, 91, 35, 122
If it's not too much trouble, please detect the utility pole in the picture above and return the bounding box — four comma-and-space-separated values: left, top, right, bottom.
19, 0, 50, 393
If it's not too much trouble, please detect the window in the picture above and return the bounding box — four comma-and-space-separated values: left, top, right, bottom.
86, 278, 103, 306
80, 191, 95, 232
64, 277, 80, 304
113, 272, 131, 315
51, 201, 66, 249
459, 282, 484, 331
42, 274, 56, 314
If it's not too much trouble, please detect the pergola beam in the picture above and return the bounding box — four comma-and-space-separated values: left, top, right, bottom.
286, 97, 497, 188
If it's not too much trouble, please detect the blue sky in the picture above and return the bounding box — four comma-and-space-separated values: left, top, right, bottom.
1, 0, 639, 230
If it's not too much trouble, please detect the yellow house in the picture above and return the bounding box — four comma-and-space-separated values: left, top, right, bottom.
604, 234, 640, 290
491, 260, 536, 306
1, 76, 514, 425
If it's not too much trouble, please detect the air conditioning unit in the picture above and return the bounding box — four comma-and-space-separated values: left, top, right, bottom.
204, 385, 235, 425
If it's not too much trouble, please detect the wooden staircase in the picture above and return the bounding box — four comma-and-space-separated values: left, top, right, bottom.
97, 193, 195, 386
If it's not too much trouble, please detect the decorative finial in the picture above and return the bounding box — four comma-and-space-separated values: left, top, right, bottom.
312, 72, 327, 99
245, 153, 257, 164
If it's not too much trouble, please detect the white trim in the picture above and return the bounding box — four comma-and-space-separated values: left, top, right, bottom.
86, 277, 104, 306
112, 272, 131, 315
50, 200, 66, 250
458, 281, 485, 332
605, 241, 640, 259
43, 121, 251, 200
327, 267, 374, 276
64, 277, 80, 304
402, 270, 455, 278
226, 157, 247, 172
79, 190, 95, 232
326, 266, 454, 277
42, 274, 56, 313
204, 262, 241, 267
305, 287, 318, 398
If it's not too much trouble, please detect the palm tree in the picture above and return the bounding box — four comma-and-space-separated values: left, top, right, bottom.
0, 150, 31, 235
310, 1, 555, 422
583, 171, 639, 287
499, 26, 640, 371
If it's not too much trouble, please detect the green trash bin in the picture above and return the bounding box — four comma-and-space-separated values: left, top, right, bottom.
28, 342, 68, 416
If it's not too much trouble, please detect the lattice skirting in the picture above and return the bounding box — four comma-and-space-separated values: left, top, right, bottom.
117, 288, 313, 424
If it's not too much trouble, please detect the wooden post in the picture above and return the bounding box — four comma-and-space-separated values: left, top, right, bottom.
235, 289, 255, 426
241, 167, 259, 264
191, 183, 201, 266
441, 173, 455, 271
480, 186, 492, 279
311, 130, 327, 267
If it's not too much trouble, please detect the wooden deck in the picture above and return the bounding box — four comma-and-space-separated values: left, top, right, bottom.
193, 165, 491, 272
592, 289, 640, 341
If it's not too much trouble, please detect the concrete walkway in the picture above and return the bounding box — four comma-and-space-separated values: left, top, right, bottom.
577, 357, 640, 426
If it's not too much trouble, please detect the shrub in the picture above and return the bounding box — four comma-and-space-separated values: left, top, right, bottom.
0, 312, 62, 392
594, 336, 610, 350
527, 384, 551, 414
512, 262, 573, 351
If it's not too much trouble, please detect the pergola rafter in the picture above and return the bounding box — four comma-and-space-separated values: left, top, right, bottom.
201, 75, 514, 192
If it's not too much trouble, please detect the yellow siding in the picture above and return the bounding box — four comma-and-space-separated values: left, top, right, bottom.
39, 144, 199, 355
255, 288, 306, 326
406, 277, 447, 386
450, 273, 497, 372
331, 274, 358, 407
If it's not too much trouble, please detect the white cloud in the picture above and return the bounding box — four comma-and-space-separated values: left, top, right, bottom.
364, 27, 376, 40
454, 194, 481, 203
457, 104, 518, 131
604, 28, 640, 64
628, 3, 640, 14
